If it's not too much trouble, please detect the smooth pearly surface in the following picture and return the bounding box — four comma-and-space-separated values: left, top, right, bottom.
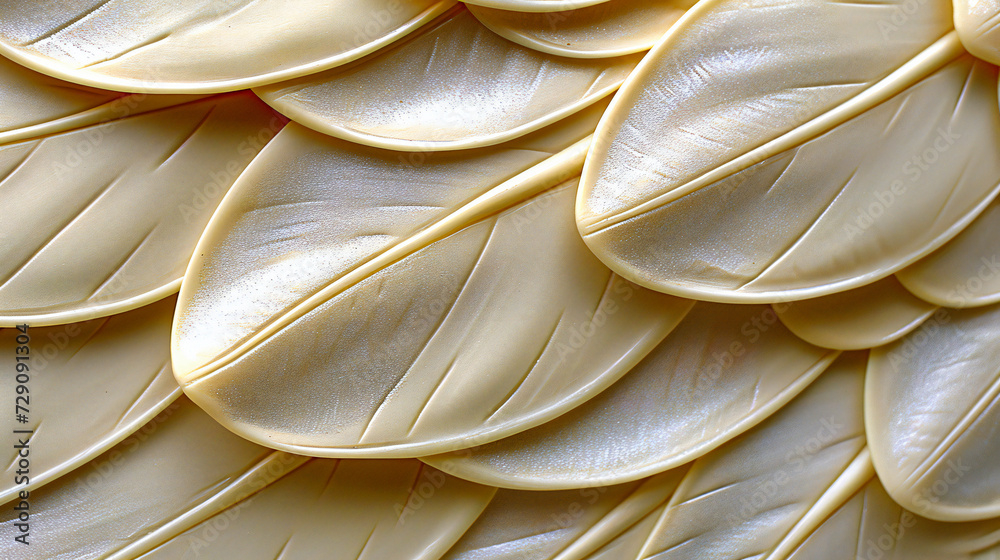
424, 302, 838, 489
867, 302, 1000, 521
774, 277, 939, 351
173, 109, 692, 457
0, 0, 454, 93
954, 0, 1000, 65
637, 352, 870, 560
256, 7, 641, 151
897, 196, 1000, 308
576, 0, 1000, 303
467, 0, 695, 58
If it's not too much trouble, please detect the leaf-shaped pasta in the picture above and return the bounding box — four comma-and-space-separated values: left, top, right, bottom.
424, 303, 838, 489
0, 0, 454, 93
773, 277, 938, 351
0, 397, 493, 559
441, 469, 685, 560
466, 0, 694, 58
788, 479, 1000, 560
897, 197, 1000, 307
0, 398, 304, 559
637, 352, 870, 560
138, 460, 494, 560
254, 6, 642, 151
577, 0, 1000, 302
463, 0, 611, 12
955, 0, 1000, 65
867, 303, 1000, 521
0, 297, 178, 505
172, 115, 691, 458
0, 85, 283, 326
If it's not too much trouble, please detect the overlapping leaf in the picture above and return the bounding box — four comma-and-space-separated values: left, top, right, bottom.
0, 60, 283, 326
955, 0, 1000, 65
139, 460, 493, 559
467, 0, 694, 58
463, 0, 611, 13
636, 352, 870, 560
897, 197, 1000, 307
0, 0, 454, 93
424, 303, 838, 488
576, 0, 1000, 302
788, 479, 1000, 559
255, 6, 642, 151
0, 398, 493, 559
867, 302, 1000, 521
172, 109, 691, 458
441, 469, 685, 560
773, 277, 939, 350
0, 296, 178, 505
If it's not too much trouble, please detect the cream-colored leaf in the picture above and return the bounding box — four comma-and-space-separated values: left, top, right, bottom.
897, 197, 1000, 307
466, 0, 694, 58
0, 85, 282, 326
172, 112, 691, 458
788, 479, 1000, 560
462, 0, 611, 13
576, 0, 1000, 302
0, 297, 179, 505
139, 460, 494, 560
441, 469, 684, 560
867, 303, 1000, 521
774, 277, 939, 350
955, 0, 1000, 65
424, 303, 838, 489
637, 352, 870, 560
584, 508, 664, 560
0, 397, 304, 559
254, 6, 641, 151
0, 0, 454, 93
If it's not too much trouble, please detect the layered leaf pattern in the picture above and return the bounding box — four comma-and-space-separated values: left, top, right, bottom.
255, 7, 642, 151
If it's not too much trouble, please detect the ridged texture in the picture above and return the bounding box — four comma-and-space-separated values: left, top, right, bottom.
441, 469, 685, 560
172, 112, 691, 457
576, 0, 1000, 302
255, 7, 641, 151
637, 352, 870, 560
0, 0, 454, 92
424, 303, 838, 489
140, 460, 495, 560
0, 84, 282, 326
867, 302, 1000, 521
955, 0, 1000, 64
0, 297, 178, 504
789, 479, 1000, 560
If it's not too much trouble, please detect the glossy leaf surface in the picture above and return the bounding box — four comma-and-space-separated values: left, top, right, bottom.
774, 277, 938, 350
0, 0, 454, 93
425, 303, 838, 489
0, 78, 282, 326
467, 0, 693, 58
576, 0, 1000, 302
868, 303, 1000, 521
0, 297, 179, 504
255, 7, 641, 151
173, 115, 691, 457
